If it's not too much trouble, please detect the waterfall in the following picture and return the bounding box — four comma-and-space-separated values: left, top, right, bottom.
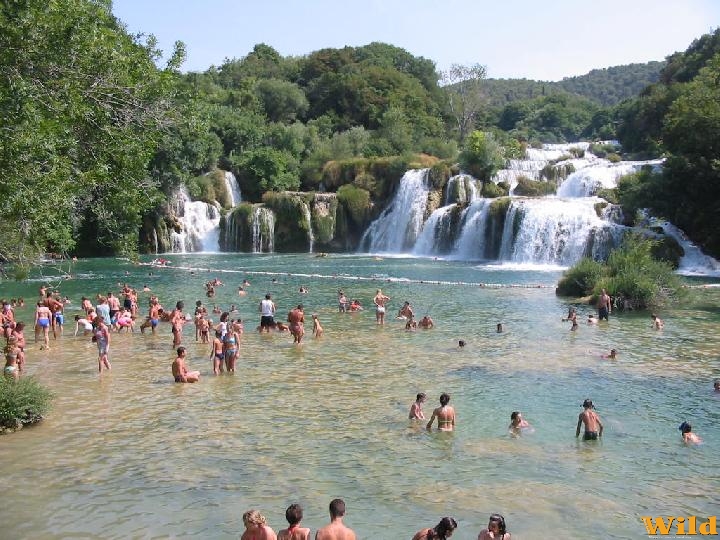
301, 201, 314, 253
556, 159, 664, 198
169, 187, 221, 253
498, 198, 622, 265
223, 171, 242, 207
349, 142, 716, 271
413, 205, 456, 255
360, 169, 430, 253
451, 199, 492, 260
252, 207, 275, 253
646, 216, 720, 276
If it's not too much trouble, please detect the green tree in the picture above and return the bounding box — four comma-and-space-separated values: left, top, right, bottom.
459, 131, 505, 181
0, 0, 185, 262
441, 63, 488, 143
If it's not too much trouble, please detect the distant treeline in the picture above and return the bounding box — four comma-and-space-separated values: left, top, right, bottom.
0, 0, 718, 267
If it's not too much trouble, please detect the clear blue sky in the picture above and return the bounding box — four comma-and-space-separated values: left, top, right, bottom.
112, 0, 720, 81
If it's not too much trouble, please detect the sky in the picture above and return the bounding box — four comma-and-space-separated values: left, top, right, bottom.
111, 0, 720, 81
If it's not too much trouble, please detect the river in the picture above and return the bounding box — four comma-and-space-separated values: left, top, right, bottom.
1, 254, 718, 539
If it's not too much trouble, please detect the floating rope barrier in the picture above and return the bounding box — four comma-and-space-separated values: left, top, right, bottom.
148, 263, 557, 289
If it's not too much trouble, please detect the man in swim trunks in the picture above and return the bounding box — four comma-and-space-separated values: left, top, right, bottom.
172, 346, 199, 383
598, 288, 611, 321
426, 393, 456, 431
576, 399, 603, 441
259, 294, 276, 333
170, 301, 185, 348
287, 304, 305, 344
373, 289, 390, 325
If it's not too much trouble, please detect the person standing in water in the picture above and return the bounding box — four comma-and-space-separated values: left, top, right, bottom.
576, 399, 603, 441
277, 503, 310, 540
373, 289, 390, 325
287, 304, 305, 344
409, 392, 427, 420
598, 289, 612, 321
259, 294, 276, 334
427, 393, 456, 431
315, 498, 356, 540
92, 317, 111, 373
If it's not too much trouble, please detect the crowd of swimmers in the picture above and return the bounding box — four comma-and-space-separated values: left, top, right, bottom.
1, 275, 715, 537
237, 498, 511, 539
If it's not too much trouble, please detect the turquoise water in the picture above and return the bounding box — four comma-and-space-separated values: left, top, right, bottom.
1, 254, 719, 539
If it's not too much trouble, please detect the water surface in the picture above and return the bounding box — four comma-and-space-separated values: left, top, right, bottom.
1, 254, 719, 539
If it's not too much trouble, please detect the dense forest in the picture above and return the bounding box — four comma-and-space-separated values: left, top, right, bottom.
1, 0, 719, 271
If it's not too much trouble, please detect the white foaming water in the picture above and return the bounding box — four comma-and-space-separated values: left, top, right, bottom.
170, 187, 221, 253
361, 169, 430, 253
499, 197, 622, 265
452, 198, 492, 260
300, 200, 314, 253
412, 204, 455, 255
557, 159, 664, 197
252, 206, 275, 253
649, 217, 720, 276
223, 171, 242, 207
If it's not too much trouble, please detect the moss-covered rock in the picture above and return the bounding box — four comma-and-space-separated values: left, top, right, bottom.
262, 192, 312, 252
514, 177, 556, 197
482, 181, 509, 198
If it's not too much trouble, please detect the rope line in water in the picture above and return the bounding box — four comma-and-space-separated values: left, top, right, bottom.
151, 263, 555, 289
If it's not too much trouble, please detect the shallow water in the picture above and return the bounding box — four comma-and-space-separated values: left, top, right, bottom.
1, 254, 719, 539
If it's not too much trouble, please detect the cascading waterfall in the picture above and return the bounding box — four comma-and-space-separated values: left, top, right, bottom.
452, 199, 492, 260
644, 215, 720, 276
556, 159, 663, 198
169, 187, 221, 253
357, 143, 696, 267
498, 198, 622, 265
300, 201, 314, 253
413, 205, 456, 255
360, 169, 431, 253
223, 171, 242, 207
252, 207, 275, 253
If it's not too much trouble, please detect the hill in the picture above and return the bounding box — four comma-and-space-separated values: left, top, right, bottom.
482, 61, 665, 107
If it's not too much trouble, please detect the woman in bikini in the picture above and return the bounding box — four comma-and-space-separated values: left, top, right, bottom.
210, 330, 224, 375
223, 326, 240, 373
426, 393, 456, 431
35, 301, 52, 350
4, 335, 21, 381
277, 504, 310, 540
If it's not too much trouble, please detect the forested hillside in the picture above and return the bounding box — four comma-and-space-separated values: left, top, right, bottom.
481, 61, 664, 107
0, 0, 717, 267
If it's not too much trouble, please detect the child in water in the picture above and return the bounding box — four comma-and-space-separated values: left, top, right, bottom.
509, 411, 532, 436
679, 421, 702, 445
601, 348, 617, 360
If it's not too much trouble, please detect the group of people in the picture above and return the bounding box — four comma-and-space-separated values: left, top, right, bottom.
239, 499, 511, 540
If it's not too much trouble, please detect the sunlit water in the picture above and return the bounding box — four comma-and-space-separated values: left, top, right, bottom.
1, 254, 719, 539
